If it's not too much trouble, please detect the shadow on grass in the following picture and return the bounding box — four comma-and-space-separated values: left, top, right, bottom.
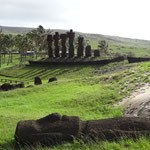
0, 140, 18, 150
0, 140, 38, 150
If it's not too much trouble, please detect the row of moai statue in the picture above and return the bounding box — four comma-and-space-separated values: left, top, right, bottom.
47, 29, 100, 58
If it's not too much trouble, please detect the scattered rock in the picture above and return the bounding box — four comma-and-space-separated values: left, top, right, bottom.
1, 83, 25, 91
1, 83, 13, 91
15, 83, 24, 88
34, 77, 42, 85
48, 77, 57, 83
94, 50, 100, 57
26, 85, 34, 88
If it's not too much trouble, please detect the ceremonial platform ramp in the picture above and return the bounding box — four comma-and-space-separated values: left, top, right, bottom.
29, 56, 125, 66
29, 29, 125, 66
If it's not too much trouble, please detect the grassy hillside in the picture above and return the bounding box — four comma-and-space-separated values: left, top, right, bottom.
1, 60, 150, 149
1, 26, 150, 55
85, 33, 150, 47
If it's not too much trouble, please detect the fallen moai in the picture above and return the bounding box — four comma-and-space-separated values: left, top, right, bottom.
15, 113, 150, 147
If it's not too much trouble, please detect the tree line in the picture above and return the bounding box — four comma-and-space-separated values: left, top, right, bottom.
0, 25, 109, 67
0, 25, 50, 67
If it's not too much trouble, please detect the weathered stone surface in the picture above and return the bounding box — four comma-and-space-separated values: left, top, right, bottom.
60, 34, 67, 57
53, 32, 60, 57
15, 113, 82, 146
47, 35, 53, 58
77, 37, 84, 57
127, 57, 150, 63
85, 45, 91, 57
94, 50, 100, 57
48, 77, 57, 83
67, 29, 75, 57
1, 83, 24, 91
15, 113, 150, 147
1, 83, 13, 91
34, 77, 42, 85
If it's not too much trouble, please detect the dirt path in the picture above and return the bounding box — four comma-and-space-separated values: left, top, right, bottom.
115, 83, 150, 118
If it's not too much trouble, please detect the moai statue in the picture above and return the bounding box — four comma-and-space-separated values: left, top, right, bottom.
85, 45, 91, 57
94, 50, 100, 57
53, 32, 60, 57
67, 29, 75, 57
77, 37, 84, 57
15, 113, 150, 147
60, 34, 68, 57
47, 35, 53, 58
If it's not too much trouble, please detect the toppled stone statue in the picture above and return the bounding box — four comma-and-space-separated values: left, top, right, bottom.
15, 113, 150, 147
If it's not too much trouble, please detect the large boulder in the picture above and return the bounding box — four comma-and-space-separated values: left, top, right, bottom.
15, 113, 150, 147
124, 88, 150, 118
34, 77, 42, 85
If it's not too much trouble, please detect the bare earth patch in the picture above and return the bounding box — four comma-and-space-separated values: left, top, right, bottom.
115, 83, 150, 118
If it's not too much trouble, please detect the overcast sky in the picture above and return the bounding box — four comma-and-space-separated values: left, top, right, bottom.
1, 0, 150, 40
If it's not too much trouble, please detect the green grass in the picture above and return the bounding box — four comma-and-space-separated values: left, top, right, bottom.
89, 40, 150, 57
1, 60, 150, 149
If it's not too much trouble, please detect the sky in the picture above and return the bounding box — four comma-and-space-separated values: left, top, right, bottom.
1, 0, 150, 40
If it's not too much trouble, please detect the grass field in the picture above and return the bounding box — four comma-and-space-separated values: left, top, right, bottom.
1, 59, 150, 149
89, 40, 150, 57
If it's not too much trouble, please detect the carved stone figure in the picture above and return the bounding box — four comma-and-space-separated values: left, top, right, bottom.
77, 37, 84, 57
94, 50, 100, 57
15, 113, 150, 147
85, 45, 91, 57
67, 29, 75, 57
60, 34, 68, 57
1, 83, 24, 91
47, 35, 53, 58
53, 32, 60, 57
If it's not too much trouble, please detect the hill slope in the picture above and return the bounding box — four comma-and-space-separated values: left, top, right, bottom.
1, 25, 150, 47
1, 61, 150, 149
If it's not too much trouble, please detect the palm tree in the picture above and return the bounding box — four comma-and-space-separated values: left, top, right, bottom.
26, 25, 51, 57
98, 40, 109, 55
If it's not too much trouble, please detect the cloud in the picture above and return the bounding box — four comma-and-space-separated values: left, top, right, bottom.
0, 0, 150, 40
0, 0, 73, 25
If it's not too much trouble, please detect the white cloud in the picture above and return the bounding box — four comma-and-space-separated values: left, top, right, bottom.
0, 0, 150, 40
